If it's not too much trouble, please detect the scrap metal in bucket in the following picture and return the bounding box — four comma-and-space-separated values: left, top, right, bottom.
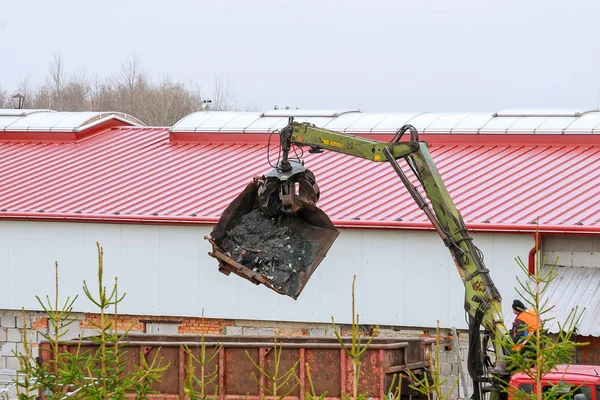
205, 178, 339, 299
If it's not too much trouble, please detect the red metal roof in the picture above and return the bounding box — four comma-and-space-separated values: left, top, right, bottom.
2, 126, 600, 234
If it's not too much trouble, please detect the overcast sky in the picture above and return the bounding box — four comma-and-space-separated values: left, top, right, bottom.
1, 0, 599, 113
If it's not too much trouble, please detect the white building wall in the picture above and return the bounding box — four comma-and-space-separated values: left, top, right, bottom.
0, 221, 533, 329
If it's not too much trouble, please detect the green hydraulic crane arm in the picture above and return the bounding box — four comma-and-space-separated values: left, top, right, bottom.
284, 121, 510, 399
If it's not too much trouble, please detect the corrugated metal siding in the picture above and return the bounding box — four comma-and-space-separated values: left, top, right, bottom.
0, 220, 531, 328
543, 265, 600, 336
1, 127, 600, 230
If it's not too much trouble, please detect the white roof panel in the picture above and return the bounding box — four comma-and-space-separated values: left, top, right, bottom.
192, 112, 247, 132
505, 117, 549, 133
50, 112, 114, 131
19, 113, 79, 131
0, 109, 50, 117
245, 116, 289, 133
296, 116, 337, 128
321, 112, 368, 131
480, 116, 520, 133
172, 112, 265, 133
423, 113, 471, 133
4, 112, 57, 131
535, 117, 577, 133
451, 113, 494, 132
170, 112, 222, 132
220, 113, 262, 132
367, 113, 424, 133
495, 109, 593, 117
0, 116, 19, 128
344, 113, 396, 133
397, 113, 449, 131
563, 113, 600, 133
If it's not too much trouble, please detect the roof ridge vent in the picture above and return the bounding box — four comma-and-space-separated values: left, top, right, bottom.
170, 109, 362, 135
494, 109, 600, 118
0, 109, 52, 117
259, 109, 360, 118
0, 110, 145, 141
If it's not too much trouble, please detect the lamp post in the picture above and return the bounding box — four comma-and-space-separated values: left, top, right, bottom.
12, 93, 25, 109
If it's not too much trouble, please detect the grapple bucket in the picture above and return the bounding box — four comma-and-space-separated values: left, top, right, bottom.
205, 179, 339, 299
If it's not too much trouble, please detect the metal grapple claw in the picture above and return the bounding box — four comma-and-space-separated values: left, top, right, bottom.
257, 160, 320, 217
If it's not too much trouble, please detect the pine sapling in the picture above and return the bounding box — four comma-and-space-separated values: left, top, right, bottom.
184, 310, 222, 400
406, 321, 458, 400
246, 330, 300, 400
331, 275, 379, 400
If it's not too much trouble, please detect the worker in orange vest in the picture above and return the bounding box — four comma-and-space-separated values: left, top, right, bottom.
490, 299, 541, 375
510, 299, 541, 351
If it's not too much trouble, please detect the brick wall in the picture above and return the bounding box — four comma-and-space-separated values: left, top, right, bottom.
79, 313, 235, 334
80, 313, 145, 332
180, 317, 233, 334
0, 311, 50, 370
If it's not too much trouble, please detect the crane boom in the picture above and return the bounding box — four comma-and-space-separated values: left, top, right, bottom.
280, 121, 509, 399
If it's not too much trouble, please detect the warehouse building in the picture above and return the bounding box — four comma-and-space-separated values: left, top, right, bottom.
1, 108, 600, 394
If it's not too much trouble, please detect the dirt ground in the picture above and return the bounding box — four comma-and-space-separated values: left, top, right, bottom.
220, 208, 320, 296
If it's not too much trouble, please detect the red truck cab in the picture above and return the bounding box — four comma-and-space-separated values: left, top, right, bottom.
508, 365, 600, 400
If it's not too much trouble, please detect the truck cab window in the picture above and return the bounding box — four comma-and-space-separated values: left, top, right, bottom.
575, 386, 593, 400
519, 384, 533, 394
542, 385, 592, 400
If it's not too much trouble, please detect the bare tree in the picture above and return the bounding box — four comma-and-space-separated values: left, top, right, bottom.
119, 53, 143, 93
61, 69, 91, 111
212, 75, 237, 111
4, 54, 243, 125
34, 86, 53, 110
113, 53, 154, 119
89, 74, 117, 111
45, 54, 66, 110
0, 84, 10, 108
16, 77, 36, 109
145, 76, 203, 126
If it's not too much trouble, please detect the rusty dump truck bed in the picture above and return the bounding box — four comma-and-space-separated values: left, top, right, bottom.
39, 334, 442, 400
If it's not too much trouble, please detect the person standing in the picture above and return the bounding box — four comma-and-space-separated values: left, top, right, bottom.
510, 299, 541, 351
